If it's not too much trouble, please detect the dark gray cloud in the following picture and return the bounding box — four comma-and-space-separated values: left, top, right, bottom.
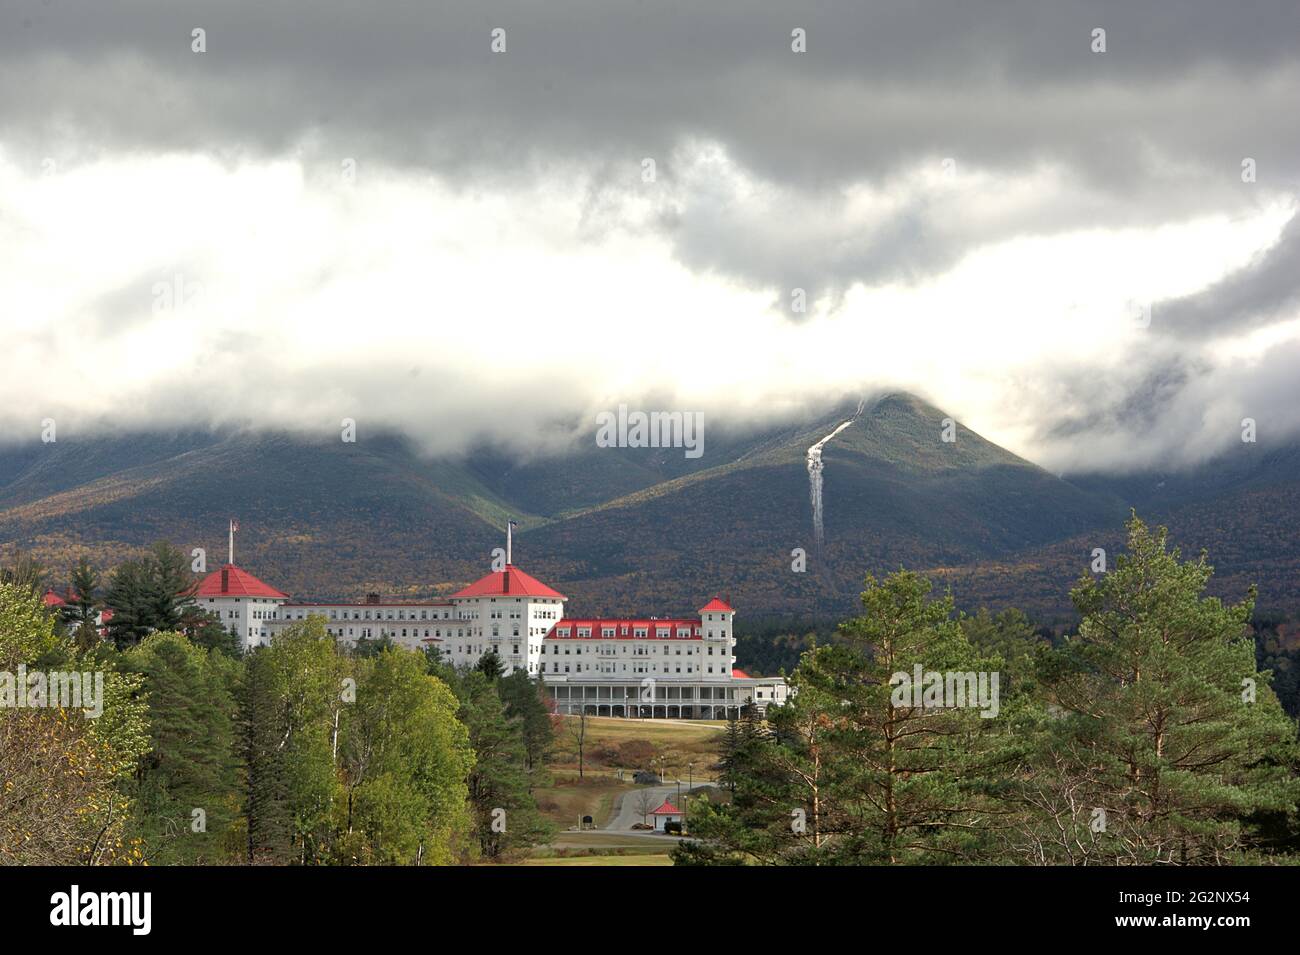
1159, 213, 1300, 338
5, 2, 1297, 186
3, 0, 1299, 469
4, 1, 1296, 301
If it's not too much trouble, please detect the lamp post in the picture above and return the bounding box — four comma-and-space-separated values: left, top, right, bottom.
686, 761, 694, 833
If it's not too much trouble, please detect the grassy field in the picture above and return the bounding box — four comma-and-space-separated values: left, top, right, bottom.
550, 716, 726, 771
519, 854, 674, 866
533, 773, 636, 829
526, 830, 683, 866
537, 717, 724, 826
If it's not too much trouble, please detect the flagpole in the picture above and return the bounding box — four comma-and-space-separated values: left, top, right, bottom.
229, 519, 235, 565
506, 520, 512, 566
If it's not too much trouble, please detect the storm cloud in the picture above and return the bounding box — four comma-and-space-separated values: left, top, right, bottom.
1, 0, 1298, 471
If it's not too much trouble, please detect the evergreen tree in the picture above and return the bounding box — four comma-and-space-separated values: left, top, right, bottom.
239, 646, 293, 863
454, 671, 553, 859
960, 606, 1042, 701
1021, 514, 1300, 864
237, 618, 342, 864
123, 632, 240, 864
497, 669, 554, 784
475, 650, 505, 680
105, 543, 197, 647
179, 604, 241, 658
680, 571, 1018, 865
61, 556, 101, 635
713, 715, 743, 793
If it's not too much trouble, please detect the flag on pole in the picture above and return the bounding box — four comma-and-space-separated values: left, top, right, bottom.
231, 519, 239, 533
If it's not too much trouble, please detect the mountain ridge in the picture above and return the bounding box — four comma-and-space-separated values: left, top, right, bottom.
2, 392, 1296, 620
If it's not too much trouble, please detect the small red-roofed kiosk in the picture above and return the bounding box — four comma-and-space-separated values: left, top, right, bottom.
650, 799, 683, 832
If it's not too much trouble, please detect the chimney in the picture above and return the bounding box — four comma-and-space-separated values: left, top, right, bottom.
221, 567, 229, 594
502, 567, 511, 594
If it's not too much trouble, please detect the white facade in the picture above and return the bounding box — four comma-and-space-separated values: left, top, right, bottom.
540, 601, 788, 718
204, 555, 786, 717
262, 585, 565, 677
201, 593, 287, 649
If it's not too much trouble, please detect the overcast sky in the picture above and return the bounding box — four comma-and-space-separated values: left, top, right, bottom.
2, 1, 1297, 473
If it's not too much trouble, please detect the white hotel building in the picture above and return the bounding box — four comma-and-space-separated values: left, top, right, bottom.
193, 558, 787, 719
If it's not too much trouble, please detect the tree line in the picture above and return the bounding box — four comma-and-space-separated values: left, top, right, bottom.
0, 544, 555, 865
681, 515, 1300, 865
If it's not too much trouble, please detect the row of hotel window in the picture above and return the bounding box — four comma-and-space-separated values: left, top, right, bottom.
556, 627, 714, 638
549, 643, 725, 656
547, 662, 729, 675
217, 604, 560, 624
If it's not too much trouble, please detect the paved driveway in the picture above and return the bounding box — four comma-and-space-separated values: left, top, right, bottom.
605, 782, 712, 830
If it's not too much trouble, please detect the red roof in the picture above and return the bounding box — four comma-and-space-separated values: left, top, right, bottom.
195, 564, 289, 599
452, 564, 565, 600
699, 597, 734, 613
650, 800, 681, 816
42, 589, 67, 607
732, 668, 751, 679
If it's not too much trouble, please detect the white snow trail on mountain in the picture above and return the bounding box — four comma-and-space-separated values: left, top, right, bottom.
806, 414, 857, 550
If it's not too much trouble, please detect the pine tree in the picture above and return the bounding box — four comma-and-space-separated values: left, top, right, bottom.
239, 647, 293, 863
498, 669, 554, 785
713, 715, 743, 793
61, 556, 101, 636
680, 571, 1018, 865
105, 543, 197, 648
1023, 514, 1300, 864
475, 650, 505, 680
453, 671, 553, 859
179, 605, 241, 658
123, 632, 240, 864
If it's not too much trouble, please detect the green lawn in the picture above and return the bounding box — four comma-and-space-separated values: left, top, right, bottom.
533, 775, 636, 828
533, 716, 727, 854
519, 853, 674, 866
